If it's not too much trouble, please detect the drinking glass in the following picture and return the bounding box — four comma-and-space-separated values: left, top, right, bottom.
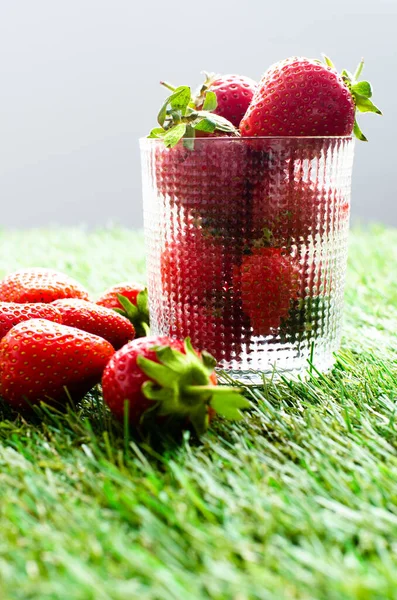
140, 136, 354, 383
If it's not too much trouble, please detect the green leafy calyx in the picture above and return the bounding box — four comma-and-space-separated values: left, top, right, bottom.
322, 55, 382, 142
147, 76, 239, 148
136, 338, 250, 435
113, 289, 150, 338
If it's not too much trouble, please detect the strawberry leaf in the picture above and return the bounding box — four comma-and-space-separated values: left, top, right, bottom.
193, 117, 217, 133
352, 80, 372, 98
148, 127, 166, 139
141, 381, 175, 402
169, 86, 191, 115
202, 90, 217, 111
163, 124, 187, 148
117, 294, 139, 319
210, 393, 250, 420
138, 355, 180, 387
137, 288, 149, 319
157, 100, 169, 127
341, 69, 354, 81
340, 57, 382, 141
322, 55, 336, 69
133, 337, 250, 436
183, 135, 196, 150
148, 75, 239, 145
155, 346, 190, 373
116, 292, 150, 338
201, 351, 217, 372
353, 118, 368, 142
354, 94, 382, 115
195, 111, 239, 135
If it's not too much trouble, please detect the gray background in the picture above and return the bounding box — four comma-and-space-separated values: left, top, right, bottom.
0, 0, 394, 229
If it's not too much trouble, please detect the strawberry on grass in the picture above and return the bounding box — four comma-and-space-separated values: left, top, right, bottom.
0, 302, 62, 340
102, 336, 250, 436
52, 299, 135, 350
0, 268, 90, 304
96, 283, 150, 338
0, 319, 114, 409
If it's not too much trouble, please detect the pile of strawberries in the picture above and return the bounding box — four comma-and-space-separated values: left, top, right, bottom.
148, 55, 381, 359
0, 55, 380, 437
0, 268, 249, 435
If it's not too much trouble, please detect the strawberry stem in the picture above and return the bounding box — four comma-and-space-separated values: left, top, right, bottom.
184, 385, 242, 395
354, 58, 365, 81
160, 81, 177, 92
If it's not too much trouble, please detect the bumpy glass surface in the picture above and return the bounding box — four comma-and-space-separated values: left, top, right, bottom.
140, 137, 354, 383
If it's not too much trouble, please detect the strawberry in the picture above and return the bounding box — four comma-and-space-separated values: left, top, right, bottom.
240, 56, 381, 141
102, 336, 250, 435
0, 302, 63, 340
147, 80, 239, 148
0, 319, 114, 409
234, 247, 300, 336
97, 283, 144, 311
0, 268, 89, 304
146, 76, 254, 238
160, 224, 235, 308
167, 301, 251, 364
196, 73, 257, 128
153, 138, 252, 237
96, 283, 150, 338
251, 178, 350, 244
52, 299, 135, 350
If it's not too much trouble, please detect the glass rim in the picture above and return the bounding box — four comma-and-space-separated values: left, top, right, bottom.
140, 135, 354, 144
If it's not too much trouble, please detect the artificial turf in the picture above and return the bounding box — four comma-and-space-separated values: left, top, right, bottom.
0, 225, 396, 599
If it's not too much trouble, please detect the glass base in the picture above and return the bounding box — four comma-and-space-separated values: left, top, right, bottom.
217, 351, 337, 385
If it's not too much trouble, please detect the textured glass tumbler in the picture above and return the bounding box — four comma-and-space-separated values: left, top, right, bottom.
140, 137, 354, 383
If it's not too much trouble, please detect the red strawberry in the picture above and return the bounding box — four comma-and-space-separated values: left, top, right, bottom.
96, 283, 149, 338
160, 224, 234, 308
102, 336, 250, 435
97, 283, 144, 310
197, 74, 257, 128
0, 302, 63, 340
244, 136, 351, 244
147, 78, 253, 238
166, 298, 251, 365
148, 78, 239, 148
251, 179, 350, 244
154, 138, 252, 237
234, 247, 300, 336
240, 56, 381, 140
0, 268, 89, 304
0, 319, 114, 409
52, 299, 135, 350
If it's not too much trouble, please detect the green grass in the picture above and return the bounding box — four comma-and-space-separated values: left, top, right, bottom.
0, 225, 396, 599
